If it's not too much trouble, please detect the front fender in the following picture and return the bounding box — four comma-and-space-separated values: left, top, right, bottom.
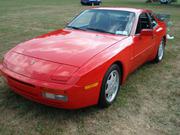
75, 37, 133, 87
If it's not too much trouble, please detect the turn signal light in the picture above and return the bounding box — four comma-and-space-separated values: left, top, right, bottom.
84, 82, 99, 90
51, 65, 78, 82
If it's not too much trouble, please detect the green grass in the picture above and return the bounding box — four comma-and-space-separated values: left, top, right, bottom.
0, 0, 180, 135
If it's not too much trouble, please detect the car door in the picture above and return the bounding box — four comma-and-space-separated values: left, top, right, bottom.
131, 12, 155, 70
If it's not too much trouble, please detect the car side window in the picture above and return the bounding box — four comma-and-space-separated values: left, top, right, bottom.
135, 13, 151, 34
148, 13, 158, 28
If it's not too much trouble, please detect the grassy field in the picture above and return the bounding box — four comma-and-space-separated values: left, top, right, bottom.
0, 0, 180, 135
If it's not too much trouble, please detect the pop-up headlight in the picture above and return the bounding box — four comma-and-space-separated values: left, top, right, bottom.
51, 65, 78, 82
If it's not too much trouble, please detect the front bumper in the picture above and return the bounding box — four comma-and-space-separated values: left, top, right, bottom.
0, 64, 100, 109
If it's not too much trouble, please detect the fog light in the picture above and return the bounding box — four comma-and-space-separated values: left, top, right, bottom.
42, 92, 68, 102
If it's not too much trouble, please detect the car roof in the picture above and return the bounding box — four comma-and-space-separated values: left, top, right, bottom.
92, 7, 150, 13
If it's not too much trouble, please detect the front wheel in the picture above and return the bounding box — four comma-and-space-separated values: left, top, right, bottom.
98, 64, 121, 108
154, 39, 165, 63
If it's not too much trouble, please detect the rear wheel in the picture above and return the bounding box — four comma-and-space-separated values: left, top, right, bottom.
91, 2, 100, 6
160, 0, 169, 4
98, 64, 121, 108
96, 2, 101, 5
154, 39, 165, 62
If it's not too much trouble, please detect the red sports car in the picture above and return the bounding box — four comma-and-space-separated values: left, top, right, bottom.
0, 8, 167, 109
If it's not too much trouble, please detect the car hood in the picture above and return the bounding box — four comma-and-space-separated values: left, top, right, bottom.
12, 29, 127, 67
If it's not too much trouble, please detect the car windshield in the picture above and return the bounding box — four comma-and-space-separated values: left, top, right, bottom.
67, 9, 135, 36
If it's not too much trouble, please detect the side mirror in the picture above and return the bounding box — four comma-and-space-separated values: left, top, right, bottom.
140, 29, 153, 36
152, 21, 157, 28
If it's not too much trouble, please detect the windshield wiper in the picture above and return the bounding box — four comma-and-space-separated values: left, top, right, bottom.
66, 26, 86, 31
86, 27, 114, 34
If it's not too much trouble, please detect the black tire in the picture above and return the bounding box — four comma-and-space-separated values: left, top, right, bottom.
154, 39, 165, 63
160, 0, 168, 4
98, 64, 121, 108
91, 2, 100, 6
96, 2, 100, 5
160, 2, 168, 4
81, 2, 85, 5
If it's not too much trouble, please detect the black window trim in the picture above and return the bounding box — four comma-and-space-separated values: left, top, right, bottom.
147, 12, 158, 29
135, 12, 153, 35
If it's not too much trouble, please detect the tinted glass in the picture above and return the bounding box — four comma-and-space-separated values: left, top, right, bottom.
148, 13, 157, 28
135, 13, 151, 34
67, 9, 135, 36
